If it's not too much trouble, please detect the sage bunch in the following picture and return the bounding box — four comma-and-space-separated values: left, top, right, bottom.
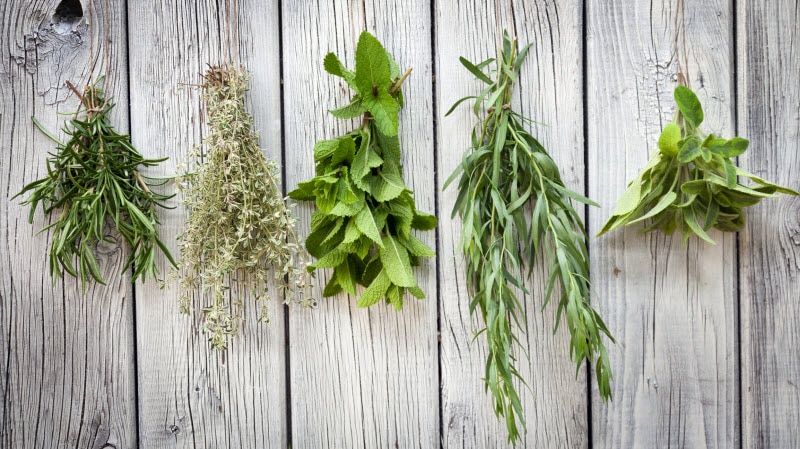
176, 65, 312, 350
599, 85, 798, 243
15, 78, 174, 289
289, 31, 437, 309
445, 32, 614, 443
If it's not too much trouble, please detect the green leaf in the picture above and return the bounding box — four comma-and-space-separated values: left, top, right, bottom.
674, 85, 704, 128
658, 123, 681, 156
355, 31, 391, 94
362, 90, 399, 137
411, 211, 437, 230
357, 269, 391, 307
370, 170, 406, 201
677, 137, 702, 163
330, 99, 366, 119
380, 235, 416, 288
355, 206, 383, 247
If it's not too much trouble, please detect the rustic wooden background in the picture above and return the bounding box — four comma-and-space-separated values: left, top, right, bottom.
1, 0, 798, 447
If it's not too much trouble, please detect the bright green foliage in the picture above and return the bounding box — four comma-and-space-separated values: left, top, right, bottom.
445, 31, 614, 444
289, 31, 435, 310
15, 78, 175, 290
599, 85, 798, 244
175, 65, 313, 350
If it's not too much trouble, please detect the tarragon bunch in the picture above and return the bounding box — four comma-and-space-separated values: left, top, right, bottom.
445, 32, 614, 443
289, 31, 437, 309
600, 85, 798, 243
176, 65, 313, 350
15, 78, 175, 289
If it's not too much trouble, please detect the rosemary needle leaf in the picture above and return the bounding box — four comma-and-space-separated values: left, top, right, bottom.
174, 64, 314, 350
447, 31, 615, 444
15, 78, 175, 290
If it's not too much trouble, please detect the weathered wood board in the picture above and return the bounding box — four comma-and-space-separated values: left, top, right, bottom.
435, 1, 590, 447
281, 1, 439, 447
128, 0, 287, 447
0, 0, 798, 447
587, 1, 738, 447
738, 1, 800, 447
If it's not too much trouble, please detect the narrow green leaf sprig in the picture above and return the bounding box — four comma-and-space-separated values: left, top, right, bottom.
15, 78, 175, 289
599, 85, 799, 244
175, 65, 313, 350
445, 31, 614, 443
288, 31, 437, 310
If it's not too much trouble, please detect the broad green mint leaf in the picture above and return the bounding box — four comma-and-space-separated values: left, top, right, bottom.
330, 99, 366, 119
370, 170, 406, 201
411, 211, 438, 230
658, 123, 681, 156
355, 206, 383, 247
380, 235, 416, 287
324, 52, 356, 88
677, 137, 702, 163
355, 31, 391, 95
674, 85, 704, 128
362, 90, 399, 136
357, 269, 391, 307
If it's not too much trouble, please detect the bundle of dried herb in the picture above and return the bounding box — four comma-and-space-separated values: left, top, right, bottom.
445, 32, 614, 443
15, 78, 174, 289
289, 31, 437, 309
599, 85, 799, 243
176, 64, 312, 350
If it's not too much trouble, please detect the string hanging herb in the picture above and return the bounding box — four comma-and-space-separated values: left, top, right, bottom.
15, 78, 175, 289
289, 31, 437, 309
175, 65, 313, 350
599, 85, 799, 243
444, 31, 614, 443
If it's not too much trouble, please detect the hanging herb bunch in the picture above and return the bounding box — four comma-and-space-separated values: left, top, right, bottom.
15, 78, 175, 289
599, 85, 798, 243
289, 31, 437, 309
445, 31, 614, 443
175, 64, 313, 350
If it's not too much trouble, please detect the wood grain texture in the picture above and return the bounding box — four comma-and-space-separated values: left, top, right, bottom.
587, 1, 738, 447
435, 0, 590, 447
128, 0, 287, 447
738, 1, 800, 447
0, 0, 136, 447
281, 2, 438, 448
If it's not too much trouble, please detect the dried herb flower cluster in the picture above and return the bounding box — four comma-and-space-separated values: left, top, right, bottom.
600, 85, 799, 243
289, 31, 437, 309
446, 32, 614, 443
16, 78, 174, 289
176, 64, 313, 350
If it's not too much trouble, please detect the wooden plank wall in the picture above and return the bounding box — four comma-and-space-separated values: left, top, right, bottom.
1, 0, 798, 448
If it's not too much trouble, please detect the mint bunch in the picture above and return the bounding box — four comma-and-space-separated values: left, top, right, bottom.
600, 85, 798, 244
289, 31, 437, 309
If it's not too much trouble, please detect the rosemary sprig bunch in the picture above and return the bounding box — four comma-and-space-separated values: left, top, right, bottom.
15, 78, 175, 289
289, 31, 437, 309
445, 32, 614, 443
599, 85, 799, 243
176, 64, 313, 350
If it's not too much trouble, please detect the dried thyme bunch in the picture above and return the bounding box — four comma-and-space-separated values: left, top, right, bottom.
15, 78, 174, 289
599, 85, 799, 243
176, 65, 313, 350
445, 32, 614, 443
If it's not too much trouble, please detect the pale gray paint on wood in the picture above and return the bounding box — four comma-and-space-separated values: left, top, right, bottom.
281, 2, 439, 448
128, 0, 286, 447
0, 0, 136, 448
435, 1, 590, 447
738, 1, 800, 448
587, 1, 738, 447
